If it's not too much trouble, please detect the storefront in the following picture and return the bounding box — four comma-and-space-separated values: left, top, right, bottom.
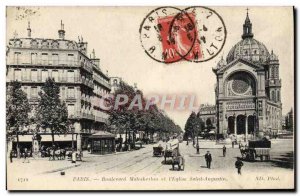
89, 131, 115, 155
11, 133, 78, 151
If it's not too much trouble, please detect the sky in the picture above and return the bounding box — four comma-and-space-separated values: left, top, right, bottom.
6, 6, 294, 129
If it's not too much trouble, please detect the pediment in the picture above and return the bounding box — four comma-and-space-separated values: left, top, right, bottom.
215, 58, 265, 74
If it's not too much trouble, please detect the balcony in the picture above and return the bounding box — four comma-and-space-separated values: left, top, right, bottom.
81, 77, 94, 89
93, 74, 111, 89
7, 58, 79, 68
8, 76, 94, 89
80, 62, 93, 73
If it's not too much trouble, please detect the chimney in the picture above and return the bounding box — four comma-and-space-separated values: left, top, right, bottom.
58, 20, 65, 40
27, 21, 31, 38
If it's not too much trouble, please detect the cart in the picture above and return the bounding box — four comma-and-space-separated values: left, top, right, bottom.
241, 139, 271, 161
153, 146, 164, 157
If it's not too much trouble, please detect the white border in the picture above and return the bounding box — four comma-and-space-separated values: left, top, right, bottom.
0, 0, 298, 195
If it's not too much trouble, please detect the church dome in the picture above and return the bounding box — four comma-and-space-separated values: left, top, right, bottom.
226, 38, 270, 64
226, 11, 270, 64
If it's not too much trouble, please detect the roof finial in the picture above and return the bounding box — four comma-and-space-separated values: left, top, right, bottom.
242, 7, 253, 39
27, 21, 31, 38
13, 30, 18, 39
92, 49, 96, 59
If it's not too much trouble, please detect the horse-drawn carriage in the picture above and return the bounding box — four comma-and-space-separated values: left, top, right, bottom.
240, 139, 271, 161
153, 145, 164, 156
164, 139, 185, 171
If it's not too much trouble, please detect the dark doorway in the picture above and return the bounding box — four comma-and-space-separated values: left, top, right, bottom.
237, 115, 246, 134
228, 116, 235, 134
248, 115, 255, 134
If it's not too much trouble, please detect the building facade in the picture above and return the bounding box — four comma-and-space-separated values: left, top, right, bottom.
199, 12, 282, 139
6, 21, 111, 150
198, 104, 217, 131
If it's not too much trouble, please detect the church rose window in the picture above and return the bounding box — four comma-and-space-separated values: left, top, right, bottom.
231, 75, 249, 94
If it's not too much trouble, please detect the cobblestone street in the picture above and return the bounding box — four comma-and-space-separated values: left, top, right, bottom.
7, 139, 294, 190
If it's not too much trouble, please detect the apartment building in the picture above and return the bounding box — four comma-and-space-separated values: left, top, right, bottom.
6, 22, 111, 150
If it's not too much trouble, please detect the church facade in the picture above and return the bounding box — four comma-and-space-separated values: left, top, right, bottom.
200, 11, 282, 139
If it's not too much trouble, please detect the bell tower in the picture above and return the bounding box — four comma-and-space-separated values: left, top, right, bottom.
267, 50, 281, 103
242, 8, 254, 39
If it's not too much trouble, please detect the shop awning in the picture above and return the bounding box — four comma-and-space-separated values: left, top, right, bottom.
89, 131, 115, 139
16, 134, 77, 142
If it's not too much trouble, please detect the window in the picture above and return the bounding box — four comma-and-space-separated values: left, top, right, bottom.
52, 54, 59, 65
67, 87, 75, 98
67, 70, 75, 82
272, 91, 276, 102
67, 104, 75, 116
14, 69, 22, 81
22, 69, 28, 81
14, 52, 21, 64
31, 69, 38, 82
41, 53, 48, 65
67, 54, 74, 64
277, 91, 280, 102
31, 87, 38, 98
31, 53, 37, 64
41, 70, 48, 82
52, 70, 59, 82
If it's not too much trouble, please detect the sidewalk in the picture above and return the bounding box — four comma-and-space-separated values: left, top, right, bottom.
7, 144, 156, 175
186, 140, 236, 149
7, 157, 81, 175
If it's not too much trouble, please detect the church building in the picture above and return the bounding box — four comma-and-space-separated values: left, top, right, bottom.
200, 11, 282, 139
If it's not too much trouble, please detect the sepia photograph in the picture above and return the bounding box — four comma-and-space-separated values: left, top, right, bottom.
5, 6, 295, 190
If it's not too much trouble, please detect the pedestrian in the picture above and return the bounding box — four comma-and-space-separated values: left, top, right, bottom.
222, 145, 226, 157
204, 151, 212, 169
232, 141, 234, 148
23, 148, 28, 163
235, 157, 244, 175
9, 150, 13, 163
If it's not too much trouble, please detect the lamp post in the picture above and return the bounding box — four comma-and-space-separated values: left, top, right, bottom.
196, 125, 200, 154
253, 112, 256, 140
70, 124, 75, 153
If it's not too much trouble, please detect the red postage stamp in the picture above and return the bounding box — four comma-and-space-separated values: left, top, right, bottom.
158, 13, 202, 63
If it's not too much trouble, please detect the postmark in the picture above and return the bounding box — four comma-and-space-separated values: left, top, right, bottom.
139, 7, 197, 64
139, 6, 227, 63
181, 6, 227, 62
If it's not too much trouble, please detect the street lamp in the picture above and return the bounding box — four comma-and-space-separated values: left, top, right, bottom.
253, 112, 256, 140
70, 124, 75, 152
196, 125, 200, 154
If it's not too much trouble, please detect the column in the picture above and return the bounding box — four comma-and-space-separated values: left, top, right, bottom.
234, 117, 237, 135
245, 116, 248, 141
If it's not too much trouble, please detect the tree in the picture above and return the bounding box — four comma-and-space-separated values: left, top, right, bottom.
35, 78, 68, 146
108, 81, 182, 149
206, 118, 213, 132
6, 81, 31, 158
184, 112, 203, 142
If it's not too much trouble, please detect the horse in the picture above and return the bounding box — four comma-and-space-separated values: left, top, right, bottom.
240, 147, 248, 159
